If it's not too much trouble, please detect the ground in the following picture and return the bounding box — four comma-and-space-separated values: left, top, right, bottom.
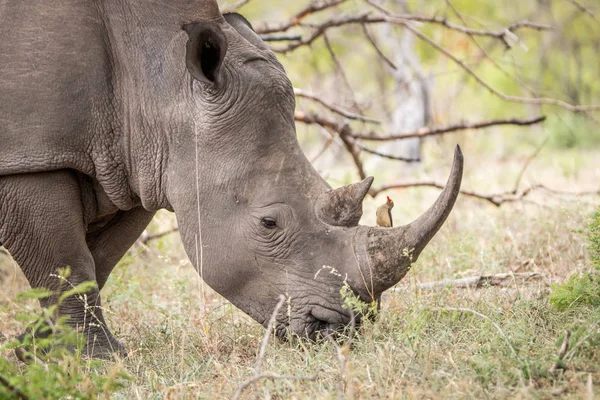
0, 138, 599, 398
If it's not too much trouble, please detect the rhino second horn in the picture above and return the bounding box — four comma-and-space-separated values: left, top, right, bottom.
352, 145, 463, 298
316, 176, 374, 227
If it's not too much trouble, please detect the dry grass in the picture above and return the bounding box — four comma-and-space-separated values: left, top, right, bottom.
1, 143, 599, 398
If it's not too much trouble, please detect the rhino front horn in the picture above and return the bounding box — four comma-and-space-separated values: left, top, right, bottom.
351, 145, 463, 298
316, 176, 374, 227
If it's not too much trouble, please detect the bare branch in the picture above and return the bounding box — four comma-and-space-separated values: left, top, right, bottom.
266, 9, 552, 53
387, 14, 599, 112
262, 2, 598, 112
349, 116, 546, 141
295, 110, 368, 179
222, 0, 253, 13
260, 34, 302, 42
361, 23, 397, 70
338, 126, 367, 181
564, 0, 598, 21
370, 181, 529, 206
255, 0, 348, 34
294, 88, 380, 123
371, 182, 599, 206
354, 142, 421, 162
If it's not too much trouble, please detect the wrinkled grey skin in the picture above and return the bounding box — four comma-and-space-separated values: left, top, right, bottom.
0, 0, 463, 358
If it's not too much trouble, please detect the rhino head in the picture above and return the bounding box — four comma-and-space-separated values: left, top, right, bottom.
162, 9, 463, 339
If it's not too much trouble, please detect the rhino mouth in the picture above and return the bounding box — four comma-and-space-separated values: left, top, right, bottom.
272, 305, 358, 342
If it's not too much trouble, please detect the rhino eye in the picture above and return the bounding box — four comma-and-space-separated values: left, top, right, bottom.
261, 217, 277, 229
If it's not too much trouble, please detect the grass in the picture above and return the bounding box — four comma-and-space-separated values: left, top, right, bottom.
1, 145, 600, 398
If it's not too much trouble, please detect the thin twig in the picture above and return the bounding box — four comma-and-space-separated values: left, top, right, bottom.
322, 32, 362, 114
564, 0, 598, 21
232, 372, 320, 399
326, 335, 347, 399
338, 125, 368, 180
431, 307, 518, 358
256, 0, 348, 34
355, 142, 421, 162
366, 0, 552, 46
512, 136, 549, 194
372, 182, 599, 206
549, 330, 571, 375
139, 227, 179, 245
232, 295, 318, 400
223, 0, 253, 12
0, 374, 29, 400
266, 8, 553, 53
445, 0, 539, 94
371, 181, 531, 206
361, 23, 397, 70
565, 318, 600, 362
294, 88, 380, 124
389, 14, 598, 112
255, 294, 286, 373
310, 135, 335, 163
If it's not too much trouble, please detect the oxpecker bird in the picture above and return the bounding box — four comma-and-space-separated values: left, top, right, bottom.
376, 196, 394, 227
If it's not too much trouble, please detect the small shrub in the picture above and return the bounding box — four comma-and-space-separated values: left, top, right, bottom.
0, 279, 131, 399
550, 206, 600, 310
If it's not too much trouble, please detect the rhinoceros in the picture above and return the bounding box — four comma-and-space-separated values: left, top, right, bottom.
0, 0, 463, 358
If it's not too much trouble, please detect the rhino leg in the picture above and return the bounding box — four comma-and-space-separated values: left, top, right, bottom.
0, 171, 122, 360
85, 207, 155, 290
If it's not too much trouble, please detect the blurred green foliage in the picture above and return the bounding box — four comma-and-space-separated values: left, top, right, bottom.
550, 206, 600, 311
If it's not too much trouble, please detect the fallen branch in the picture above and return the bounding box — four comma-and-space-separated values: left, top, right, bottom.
549, 330, 571, 375
394, 272, 545, 291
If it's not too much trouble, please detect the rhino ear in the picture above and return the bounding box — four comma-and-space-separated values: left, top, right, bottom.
183, 21, 228, 84
223, 12, 270, 51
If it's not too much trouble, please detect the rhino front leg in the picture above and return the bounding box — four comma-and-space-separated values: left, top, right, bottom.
86, 207, 156, 290
0, 171, 122, 360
